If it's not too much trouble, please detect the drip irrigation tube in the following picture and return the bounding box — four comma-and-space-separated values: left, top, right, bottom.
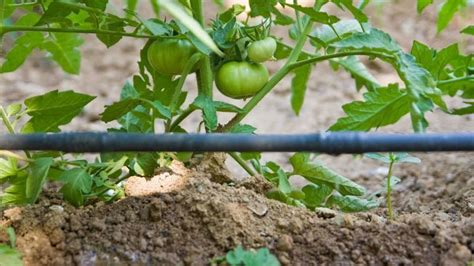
0, 132, 473, 154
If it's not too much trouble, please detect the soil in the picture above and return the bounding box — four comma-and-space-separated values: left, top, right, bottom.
1, 0, 474, 265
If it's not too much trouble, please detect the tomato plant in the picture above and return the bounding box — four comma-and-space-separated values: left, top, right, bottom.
216, 61, 269, 98
0, 0, 472, 217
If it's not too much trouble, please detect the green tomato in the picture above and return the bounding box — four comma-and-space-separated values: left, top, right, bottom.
147, 38, 197, 76
247, 37, 277, 63
215, 61, 269, 99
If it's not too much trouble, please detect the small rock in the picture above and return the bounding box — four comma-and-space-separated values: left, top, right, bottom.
278, 253, 291, 266
150, 200, 164, 222
247, 202, 268, 217
49, 228, 65, 245
3, 207, 22, 222
277, 234, 294, 252
412, 216, 437, 235
462, 218, 474, 235
70, 215, 82, 231
49, 205, 64, 213
91, 218, 106, 231
112, 231, 123, 242
453, 244, 471, 260
315, 207, 336, 219
139, 238, 148, 252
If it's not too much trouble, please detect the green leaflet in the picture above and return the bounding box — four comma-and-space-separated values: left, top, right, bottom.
25, 158, 54, 204
290, 153, 365, 196
248, 0, 278, 17
461, 25, 474, 35
21, 90, 95, 133
101, 99, 141, 122
0, 158, 17, 181
328, 194, 379, 212
437, 0, 467, 33
332, 56, 381, 91
417, 0, 433, 13
60, 168, 93, 207
331, 28, 401, 53
329, 85, 411, 131
291, 59, 312, 115
41, 33, 84, 74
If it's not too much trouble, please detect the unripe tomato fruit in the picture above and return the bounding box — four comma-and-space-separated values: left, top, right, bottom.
215, 61, 269, 99
247, 37, 277, 63
147, 39, 196, 76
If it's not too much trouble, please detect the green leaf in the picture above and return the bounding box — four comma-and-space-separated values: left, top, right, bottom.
0, 244, 23, 266
192, 95, 218, 131
248, 0, 277, 17
331, 28, 401, 53
6, 103, 22, 117
271, 6, 294, 25
226, 246, 280, 266
132, 153, 158, 176
291, 63, 312, 115
452, 102, 474, 115
149, 100, 172, 119
437, 0, 467, 33
331, 0, 368, 22
329, 85, 411, 131
411, 41, 460, 81
96, 16, 126, 47
302, 183, 333, 208
328, 194, 379, 212
0, 32, 45, 73
159, 0, 224, 57
287, 4, 340, 25
417, 0, 433, 13
22, 90, 95, 133
277, 170, 291, 194
365, 153, 391, 164
213, 101, 244, 113
219, 4, 246, 22
230, 124, 257, 134
461, 25, 474, 35
290, 153, 365, 196
396, 53, 438, 100
101, 98, 140, 122
393, 153, 421, 164
311, 19, 370, 48
332, 56, 380, 91
1, 172, 29, 205
41, 33, 84, 74
0, 158, 17, 181
25, 158, 54, 204
59, 168, 92, 207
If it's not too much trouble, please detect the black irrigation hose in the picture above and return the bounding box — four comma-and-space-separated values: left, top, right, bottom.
0, 132, 473, 154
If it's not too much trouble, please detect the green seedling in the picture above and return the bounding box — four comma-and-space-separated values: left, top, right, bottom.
366, 153, 421, 219
211, 245, 280, 266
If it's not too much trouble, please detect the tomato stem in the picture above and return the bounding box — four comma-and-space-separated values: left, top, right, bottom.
0, 106, 31, 159
229, 152, 255, 176
1, 26, 156, 39
386, 158, 395, 220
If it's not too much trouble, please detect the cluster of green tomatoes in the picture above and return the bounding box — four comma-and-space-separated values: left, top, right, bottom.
147, 36, 277, 99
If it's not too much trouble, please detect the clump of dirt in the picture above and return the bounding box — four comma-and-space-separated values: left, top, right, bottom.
1, 157, 473, 265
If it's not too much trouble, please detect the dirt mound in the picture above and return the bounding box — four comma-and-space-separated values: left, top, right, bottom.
1, 158, 473, 265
